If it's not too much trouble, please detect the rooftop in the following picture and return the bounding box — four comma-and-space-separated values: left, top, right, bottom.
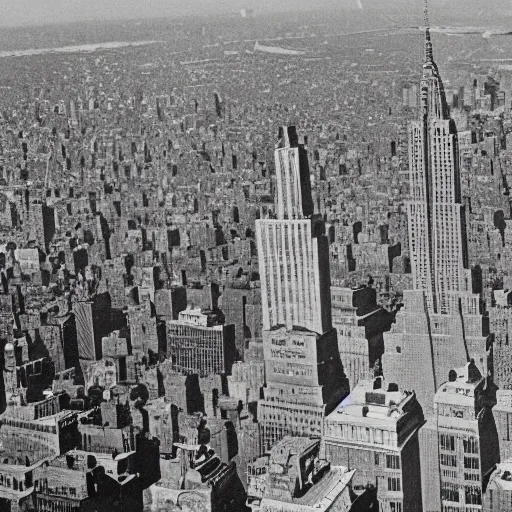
326, 378, 411, 428
434, 361, 484, 407
269, 467, 355, 509
490, 462, 512, 491
268, 436, 319, 465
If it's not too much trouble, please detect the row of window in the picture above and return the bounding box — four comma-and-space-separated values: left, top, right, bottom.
440, 434, 479, 455
440, 454, 479, 470
440, 485, 481, 504
35, 479, 77, 496
441, 454, 457, 467
374, 453, 401, 469
331, 423, 395, 446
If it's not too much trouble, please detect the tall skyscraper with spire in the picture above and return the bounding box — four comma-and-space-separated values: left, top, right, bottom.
381, 5, 490, 415
256, 126, 347, 450
407, 5, 470, 315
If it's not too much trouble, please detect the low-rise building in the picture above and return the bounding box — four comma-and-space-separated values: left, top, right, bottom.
33, 449, 142, 512
246, 436, 354, 512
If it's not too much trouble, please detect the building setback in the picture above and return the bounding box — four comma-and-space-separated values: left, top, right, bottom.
331, 286, 393, 391
256, 126, 347, 450
381, 16, 490, 416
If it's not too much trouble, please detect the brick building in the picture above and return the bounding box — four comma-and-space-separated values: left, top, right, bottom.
33, 449, 142, 512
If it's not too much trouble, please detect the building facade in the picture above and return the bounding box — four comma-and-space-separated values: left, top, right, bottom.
167, 307, 235, 376
482, 462, 512, 512
323, 377, 424, 512
381, 23, 490, 415
256, 127, 347, 450
247, 436, 354, 512
406, 24, 469, 315
419, 362, 499, 512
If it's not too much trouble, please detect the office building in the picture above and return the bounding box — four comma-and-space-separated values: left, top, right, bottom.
419, 361, 499, 512
167, 306, 235, 376
382, 17, 490, 414
256, 127, 347, 450
323, 377, 424, 512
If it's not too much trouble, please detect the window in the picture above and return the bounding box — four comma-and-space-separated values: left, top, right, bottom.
440, 434, 455, 451
386, 454, 401, 470
440, 454, 457, 467
504, 412, 512, 442
375, 453, 380, 466
442, 469, 457, 479
388, 477, 401, 492
465, 486, 481, 505
390, 503, 402, 512
441, 484, 459, 503
464, 457, 479, 470
463, 438, 479, 454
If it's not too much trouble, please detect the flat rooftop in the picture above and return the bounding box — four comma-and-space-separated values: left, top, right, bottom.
263, 467, 354, 509
326, 378, 408, 427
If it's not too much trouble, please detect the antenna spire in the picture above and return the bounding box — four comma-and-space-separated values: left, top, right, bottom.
424, 0, 434, 64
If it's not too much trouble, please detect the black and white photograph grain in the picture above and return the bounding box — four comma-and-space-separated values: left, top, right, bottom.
0, 0, 510, 510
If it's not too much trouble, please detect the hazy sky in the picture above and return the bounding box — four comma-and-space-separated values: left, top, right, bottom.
1, 0, 366, 27
0, 0, 508, 28
0, 0, 307, 27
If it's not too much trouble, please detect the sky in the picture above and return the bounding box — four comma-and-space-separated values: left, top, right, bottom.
0, 0, 297, 27
0, 0, 509, 28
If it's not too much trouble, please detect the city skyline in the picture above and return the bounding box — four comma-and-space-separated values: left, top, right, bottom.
0, 1, 511, 511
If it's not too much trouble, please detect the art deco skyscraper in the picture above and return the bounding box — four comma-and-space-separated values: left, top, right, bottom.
256, 127, 346, 449
382, 11, 489, 414
257, 126, 331, 334
407, 22, 470, 314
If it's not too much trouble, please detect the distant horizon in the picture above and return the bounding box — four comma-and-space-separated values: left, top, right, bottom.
1, 0, 510, 30
0, 1, 354, 29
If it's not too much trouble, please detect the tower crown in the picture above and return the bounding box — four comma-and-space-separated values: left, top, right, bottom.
423, 0, 434, 67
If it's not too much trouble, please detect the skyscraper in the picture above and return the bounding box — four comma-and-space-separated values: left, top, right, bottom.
257, 126, 329, 334
382, 8, 490, 414
407, 19, 470, 315
256, 127, 347, 449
